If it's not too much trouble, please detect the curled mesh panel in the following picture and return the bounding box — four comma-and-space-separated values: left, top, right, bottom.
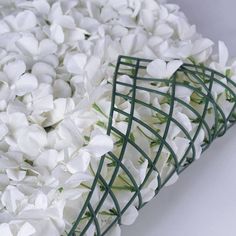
68, 56, 236, 236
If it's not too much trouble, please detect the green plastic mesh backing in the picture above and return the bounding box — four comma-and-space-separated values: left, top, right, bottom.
68, 56, 236, 235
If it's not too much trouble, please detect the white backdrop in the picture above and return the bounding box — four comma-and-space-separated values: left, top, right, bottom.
123, 1, 236, 235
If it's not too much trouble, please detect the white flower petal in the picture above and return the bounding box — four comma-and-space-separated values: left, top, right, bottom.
211, 78, 227, 99
32, 62, 56, 79
165, 172, 179, 187
4, 60, 26, 81
3, 112, 29, 131
65, 171, 93, 187
174, 137, 190, 161
154, 23, 174, 39
0, 21, 10, 34
17, 222, 36, 236
107, 224, 121, 236
66, 28, 87, 42
53, 79, 72, 98
39, 39, 58, 56
67, 150, 91, 174
14, 73, 38, 96
33, 0, 50, 15
6, 169, 26, 181
175, 111, 192, 132
194, 128, 205, 160
0, 223, 12, 236
32, 84, 54, 112
166, 60, 183, 78
58, 118, 83, 147
85, 134, 113, 157
16, 35, 39, 56
121, 205, 139, 225
31, 219, 61, 236
147, 59, 182, 79
140, 9, 155, 31
147, 59, 167, 78
116, 75, 132, 93
121, 34, 136, 55
101, 6, 118, 22
65, 53, 87, 74
54, 15, 76, 29
49, 2, 63, 21
16, 10, 37, 31
192, 38, 214, 55
175, 86, 193, 102
61, 189, 87, 201
16, 125, 47, 158
35, 149, 62, 170
50, 23, 64, 44
218, 41, 229, 66
85, 56, 101, 80
0, 122, 8, 140
1, 186, 25, 212
43, 98, 74, 126
35, 193, 48, 210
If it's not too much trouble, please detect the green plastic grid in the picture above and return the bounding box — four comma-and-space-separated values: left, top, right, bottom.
68, 55, 236, 236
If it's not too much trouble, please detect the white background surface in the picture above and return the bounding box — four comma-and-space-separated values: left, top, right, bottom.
123, 1, 236, 236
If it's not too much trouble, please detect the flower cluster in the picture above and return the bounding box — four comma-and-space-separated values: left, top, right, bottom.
0, 0, 235, 235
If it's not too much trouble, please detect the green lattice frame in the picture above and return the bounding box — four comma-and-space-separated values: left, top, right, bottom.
68, 56, 236, 236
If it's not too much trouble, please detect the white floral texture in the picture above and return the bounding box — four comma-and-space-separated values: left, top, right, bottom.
0, 0, 235, 236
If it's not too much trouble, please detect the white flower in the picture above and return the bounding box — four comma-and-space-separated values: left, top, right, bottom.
1, 59, 38, 97
17, 222, 36, 236
0, 122, 8, 140
43, 98, 75, 127
107, 224, 121, 236
175, 86, 193, 103
121, 205, 139, 225
49, 2, 75, 29
32, 62, 56, 82
210, 41, 229, 73
165, 172, 179, 187
32, 0, 50, 15
140, 171, 158, 203
16, 35, 57, 61
66, 150, 91, 174
6, 168, 26, 181
35, 149, 63, 170
34, 192, 48, 210
0, 223, 12, 236
191, 38, 214, 63
218, 41, 229, 67
193, 128, 205, 160
16, 125, 47, 158
14, 73, 38, 96
154, 23, 174, 39
211, 77, 227, 100
58, 118, 84, 147
174, 111, 192, 133
121, 34, 137, 55
50, 24, 64, 44
140, 9, 155, 31
4, 10, 37, 31
147, 59, 183, 79
1, 186, 25, 212
84, 134, 114, 158
3, 60, 26, 82
0, 112, 28, 134
64, 53, 87, 75
30, 83, 54, 114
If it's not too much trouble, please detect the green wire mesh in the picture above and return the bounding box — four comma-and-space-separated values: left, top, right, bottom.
68, 55, 236, 236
